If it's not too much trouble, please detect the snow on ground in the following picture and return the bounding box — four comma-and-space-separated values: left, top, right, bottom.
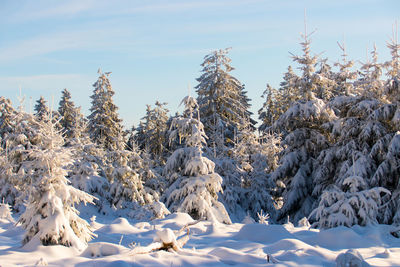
1, 209, 400, 266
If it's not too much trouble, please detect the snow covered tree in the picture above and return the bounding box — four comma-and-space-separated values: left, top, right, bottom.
0, 201, 14, 222
333, 42, 358, 96
0, 152, 19, 208
163, 96, 231, 224
230, 127, 282, 221
258, 66, 301, 132
195, 48, 253, 155
290, 30, 321, 100
67, 128, 110, 209
87, 70, 125, 151
0, 97, 16, 140
271, 98, 337, 223
310, 174, 390, 229
0, 107, 40, 210
384, 27, 400, 104
58, 89, 85, 141
258, 85, 283, 132
18, 118, 95, 249
356, 45, 385, 100
134, 101, 169, 163
34, 96, 50, 122
106, 148, 154, 210
312, 94, 399, 225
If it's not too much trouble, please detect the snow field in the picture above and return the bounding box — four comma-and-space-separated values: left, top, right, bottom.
1, 211, 400, 266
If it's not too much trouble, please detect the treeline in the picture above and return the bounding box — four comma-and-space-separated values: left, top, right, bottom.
0, 27, 400, 248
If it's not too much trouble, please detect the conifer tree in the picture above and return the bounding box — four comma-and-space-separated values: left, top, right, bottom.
34, 96, 50, 122
231, 127, 282, 221
67, 125, 110, 208
88, 70, 125, 150
0, 97, 16, 141
310, 174, 390, 229
258, 66, 300, 132
195, 48, 253, 155
18, 117, 95, 248
333, 42, 358, 96
134, 101, 169, 163
384, 26, 400, 104
357, 45, 385, 100
58, 89, 85, 141
0, 107, 39, 210
163, 96, 231, 223
106, 146, 154, 210
270, 29, 337, 223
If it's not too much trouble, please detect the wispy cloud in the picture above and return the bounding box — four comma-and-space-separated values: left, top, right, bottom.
7, 0, 265, 22
0, 74, 90, 91
7, 0, 97, 22
0, 25, 137, 62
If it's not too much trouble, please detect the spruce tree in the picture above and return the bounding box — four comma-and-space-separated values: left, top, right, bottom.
333, 42, 358, 96
163, 96, 231, 223
0, 108, 39, 210
134, 101, 169, 163
58, 89, 85, 141
18, 118, 95, 248
195, 48, 253, 155
270, 30, 337, 223
356, 45, 385, 100
34, 96, 50, 122
0, 97, 16, 141
88, 70, 125, 150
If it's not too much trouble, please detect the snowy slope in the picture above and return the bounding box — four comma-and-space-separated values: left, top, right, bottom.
1, 210, 400, 266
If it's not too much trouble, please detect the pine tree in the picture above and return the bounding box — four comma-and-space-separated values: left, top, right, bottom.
258, 66, 300, 133
34, 96, 50, 122
356, 45, 385, 100
18, 118, 95, 248
271, 99, 336, 223
310, 174, 390, 229
163, 96, 231, 223
0, 108, 40, 210
58, 89, 85, 141
88, 70, 125, 151
258, 85, 281, 132
107, 147, 154, 210
0, 152, 19, 208
134, 101, 169, 163
333, 41, 358, 96
384, 26, 400, 104
231, 127, 282, 221
67, 127, 110, 208
0, 97, 16, 141
195, 48, 253, 155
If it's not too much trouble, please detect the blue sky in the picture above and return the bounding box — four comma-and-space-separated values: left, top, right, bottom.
0, 0, 399, 128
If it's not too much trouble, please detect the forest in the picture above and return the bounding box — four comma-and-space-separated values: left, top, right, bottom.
0, 26, 400, 255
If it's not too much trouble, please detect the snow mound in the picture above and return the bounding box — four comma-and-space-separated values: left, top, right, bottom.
103, 260, 132, 267
154, 228, 176, 244
209, 247, 267, 265
336, 249, 370, 267
157, 212, 194, 230
304, 226, 375, 249
97, 217, 138, 234
234, 224, 293, 244
82, 242, 128, 258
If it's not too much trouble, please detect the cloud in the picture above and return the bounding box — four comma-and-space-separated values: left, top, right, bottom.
0, 25, 137, 62
0, 74, 90, 92
8, 0, 97, 22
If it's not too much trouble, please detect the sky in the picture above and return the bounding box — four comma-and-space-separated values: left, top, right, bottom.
0, 0, 399, 128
